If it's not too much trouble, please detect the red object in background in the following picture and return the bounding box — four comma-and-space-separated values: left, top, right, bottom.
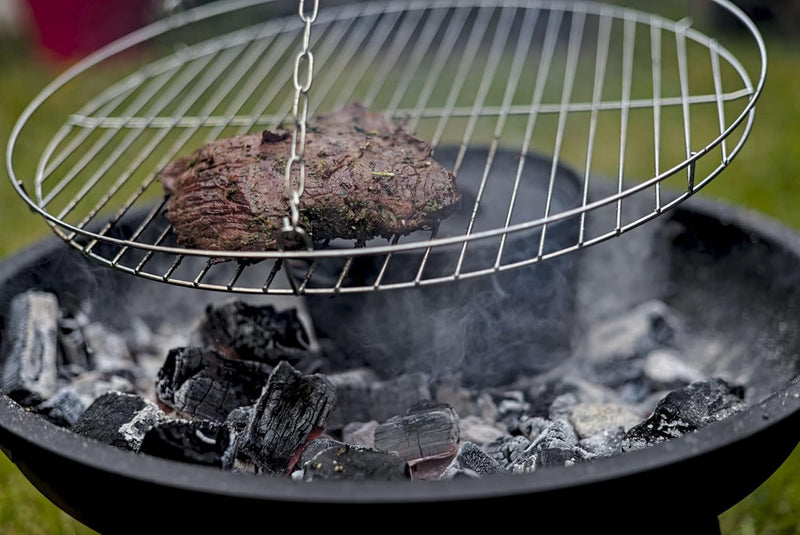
24, 0, 154, 61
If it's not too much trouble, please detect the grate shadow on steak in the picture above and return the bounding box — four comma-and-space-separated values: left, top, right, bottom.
158, 102, 461, 251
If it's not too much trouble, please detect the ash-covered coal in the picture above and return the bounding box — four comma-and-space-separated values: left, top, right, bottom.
0, 290, 751, 482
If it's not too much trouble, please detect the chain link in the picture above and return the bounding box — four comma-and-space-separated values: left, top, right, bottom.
279, 0, 319, 251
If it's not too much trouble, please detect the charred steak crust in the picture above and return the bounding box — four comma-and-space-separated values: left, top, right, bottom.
158, 103, 461, 251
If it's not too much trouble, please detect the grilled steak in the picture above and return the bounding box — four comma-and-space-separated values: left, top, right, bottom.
158, 103, 461, 251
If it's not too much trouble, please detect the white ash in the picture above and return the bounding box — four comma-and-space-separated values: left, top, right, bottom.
118, 398, 168, 449
458, 415, 507, 445
568, 403, 641, 439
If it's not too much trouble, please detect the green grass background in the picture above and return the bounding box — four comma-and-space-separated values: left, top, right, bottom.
0, 6, 798, 535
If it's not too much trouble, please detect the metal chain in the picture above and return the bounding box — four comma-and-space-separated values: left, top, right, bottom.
278, 0, 319, 251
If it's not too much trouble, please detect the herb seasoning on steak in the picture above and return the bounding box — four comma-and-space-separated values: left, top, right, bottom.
158, 102, 461, 251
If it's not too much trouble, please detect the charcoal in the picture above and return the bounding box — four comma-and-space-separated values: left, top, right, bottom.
1, 291, 60, 406
193, 301, 318, 369
579, 426, 626, 458
510, 418, 587, 471
342, 420, 379, 448
567, 403, 640, 440
35, 388, 84, 428
325, 368, 378, 431
475, 391, 500, 422
484, 435, 531, 467
548, 392, 579, 421
140, 419, 238, 469
239, 361, 337, 476
440, 441, 504, 479
297, 437, 344, 467
35, 371, 136, 428
496, 390, 531, 431
530, 419, 579, 450
643, 349, 705, 390
410, 455, 457, 480
82, 322, 137, 377
57, 309, 91, 371
582, 300, 681, 363
225, 404, 255, 436
301, 443, 411, 482
369, 371, 432, 423
156, 346, 272, 421
516, 415, 550, 441
373, 401, 460, 468
73, 391, 166, 451
622, 377, 746, 451
458, 415, 507, 445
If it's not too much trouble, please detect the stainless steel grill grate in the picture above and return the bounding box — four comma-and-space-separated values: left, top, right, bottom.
6, 0, 767, 295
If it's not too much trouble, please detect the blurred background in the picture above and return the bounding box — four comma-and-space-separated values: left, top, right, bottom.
0, 0, 798, 533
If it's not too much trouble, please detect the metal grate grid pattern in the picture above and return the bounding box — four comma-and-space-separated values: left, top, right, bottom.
6, 0, 767, 294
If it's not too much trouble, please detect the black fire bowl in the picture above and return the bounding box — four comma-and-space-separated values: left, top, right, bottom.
1, 176, 799, 533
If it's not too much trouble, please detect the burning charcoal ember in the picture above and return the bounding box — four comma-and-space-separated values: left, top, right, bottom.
239, 361, 336, 476
579, 426, 626, 458
440, 441, 504, 479
622, 377, 746, 451
1, 291, 60, 406
156, 346, 272, 421
140, 419, 238, 469
342, 420, 379, 448
301, 443, 411, 482
73, 391, 166, 451
458, 415, 507, 445
325, 368, 379, 431
34, 371, 136, 428
193, 301, 318, 369
582, 300, 682, 363
567, 403, 640, 440
373, 401, 460, 479
368, 371, 432, 423
484, 435, 531, 467
643, 349, 705, 390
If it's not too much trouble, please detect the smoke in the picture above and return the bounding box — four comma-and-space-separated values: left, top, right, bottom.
305, 147, 583, 388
